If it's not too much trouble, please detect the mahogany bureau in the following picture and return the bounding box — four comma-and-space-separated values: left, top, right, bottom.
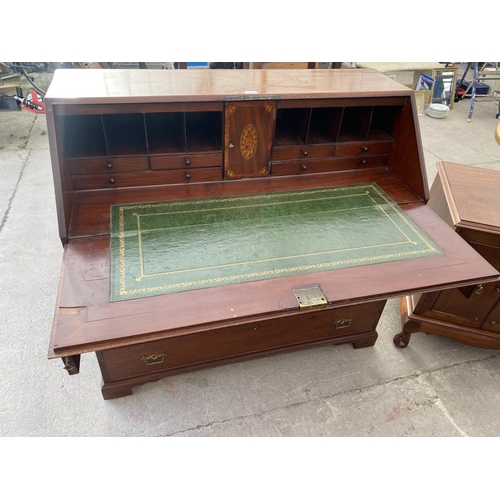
44, 69, 498, 399
395, 161, 500, 349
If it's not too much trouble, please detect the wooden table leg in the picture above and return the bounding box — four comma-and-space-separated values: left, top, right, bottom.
393, 296, 422, 348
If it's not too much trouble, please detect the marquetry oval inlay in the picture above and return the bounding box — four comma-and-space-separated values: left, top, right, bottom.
240, 124, 258, 160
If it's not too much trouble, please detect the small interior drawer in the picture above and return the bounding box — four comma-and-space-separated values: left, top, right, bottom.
155, 167, 223, 185
272, 145, 336, 161
150, 152, 223, 170
72, 167, 223, 190
99, 300, 385, 381
335, 141, 393, 157
68, 156, 149, 174
272, 155, 389, 176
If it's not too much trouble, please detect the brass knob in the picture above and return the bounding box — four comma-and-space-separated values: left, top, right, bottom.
106, 162, 113, 169
492, 321, 497, 325
362, 146, 369, 152
360, 159, 367, 164
302, 150, 308, 157
109, 177, 116, 184
185, 159, 191, 166
185, 173, 191, 180
301, 164, 307, 171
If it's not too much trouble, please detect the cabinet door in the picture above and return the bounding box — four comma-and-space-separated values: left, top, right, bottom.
482, 287, 500, 333
224, 101, 275, 179
424, 283, 500, 328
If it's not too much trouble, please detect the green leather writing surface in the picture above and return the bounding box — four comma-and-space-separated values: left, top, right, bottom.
110, 184, 443, 302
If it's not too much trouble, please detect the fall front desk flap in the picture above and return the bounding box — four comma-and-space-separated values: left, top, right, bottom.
109, 183, 443, 302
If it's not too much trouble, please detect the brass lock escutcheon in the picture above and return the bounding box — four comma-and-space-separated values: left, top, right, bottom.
332, 318, 353, 329
141, 353, 167, 365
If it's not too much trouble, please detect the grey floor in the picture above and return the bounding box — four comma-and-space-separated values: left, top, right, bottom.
1, 74, 500, 439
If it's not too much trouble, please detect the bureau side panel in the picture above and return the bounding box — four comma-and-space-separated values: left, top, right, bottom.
387, 95, 428, 201
45, 102, 74, 243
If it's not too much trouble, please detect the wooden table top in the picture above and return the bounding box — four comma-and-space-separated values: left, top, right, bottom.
45, 69, 413, 104
438, 161, 500, 233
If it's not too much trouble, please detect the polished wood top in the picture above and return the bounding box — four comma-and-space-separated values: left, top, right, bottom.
438, 161, 500, 233
45, 69, 412, 104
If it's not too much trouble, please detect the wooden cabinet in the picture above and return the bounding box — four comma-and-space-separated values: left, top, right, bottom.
395, 162, 500, 349
44, 69, 499, 399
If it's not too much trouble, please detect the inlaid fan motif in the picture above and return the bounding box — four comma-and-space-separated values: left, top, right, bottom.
240, 124, 258, 160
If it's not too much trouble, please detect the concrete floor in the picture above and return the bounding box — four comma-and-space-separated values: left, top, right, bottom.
1, 74, 500, 439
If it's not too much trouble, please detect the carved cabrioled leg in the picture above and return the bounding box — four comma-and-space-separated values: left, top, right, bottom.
393, 330, 412, 348
393, 296, 422, 348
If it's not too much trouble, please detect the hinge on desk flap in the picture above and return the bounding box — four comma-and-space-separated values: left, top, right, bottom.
225, 94, 281, 101
293, 284, 328, 310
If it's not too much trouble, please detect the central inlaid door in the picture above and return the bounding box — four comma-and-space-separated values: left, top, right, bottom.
224, 101, 276, 179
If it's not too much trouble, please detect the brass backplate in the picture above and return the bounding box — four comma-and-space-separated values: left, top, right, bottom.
293, 284, 328, 310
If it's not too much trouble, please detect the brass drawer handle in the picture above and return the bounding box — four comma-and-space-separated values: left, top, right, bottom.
332, 318, 353, 329
141, 353, 167, 365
